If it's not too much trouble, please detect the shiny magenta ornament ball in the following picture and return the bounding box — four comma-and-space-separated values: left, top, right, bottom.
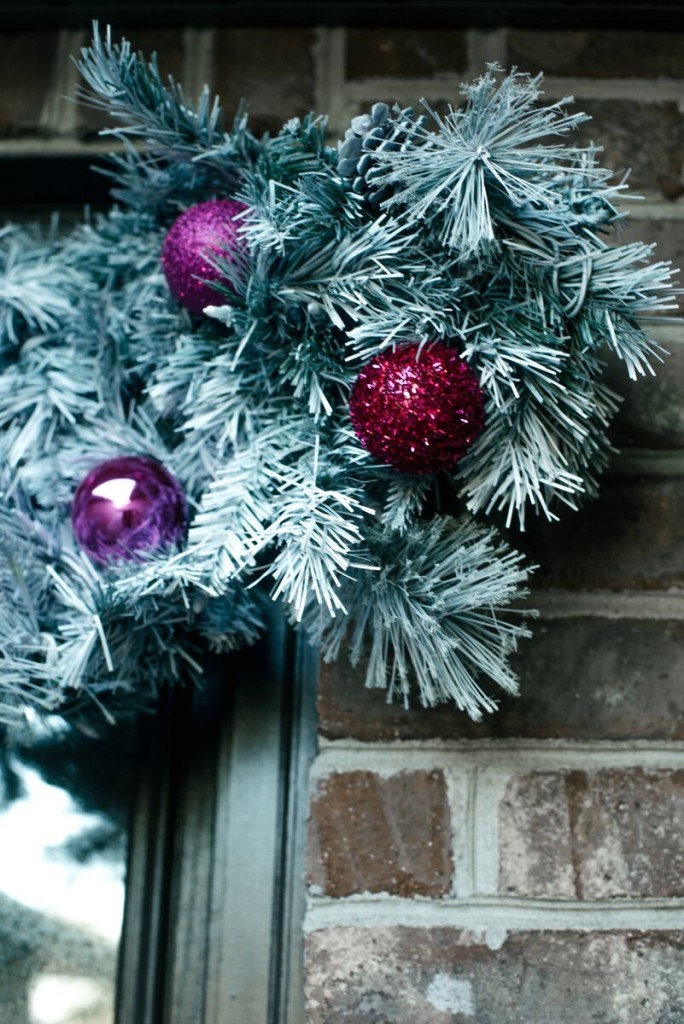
349, 342, 486, 474
161, 198, 248, 313
71, 456, 188, 564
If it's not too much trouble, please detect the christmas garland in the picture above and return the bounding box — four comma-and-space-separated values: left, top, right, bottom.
0, 26, 678, 727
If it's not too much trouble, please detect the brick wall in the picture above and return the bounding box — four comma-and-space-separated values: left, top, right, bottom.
304, 26, 684, 1024
2, 21, 683, 1022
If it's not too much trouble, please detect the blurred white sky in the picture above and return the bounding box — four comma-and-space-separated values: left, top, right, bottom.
0, 759, 125, 944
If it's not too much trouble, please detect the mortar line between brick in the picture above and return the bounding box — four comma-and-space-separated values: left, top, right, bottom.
529, 589, 684, 620
647, 322, 684, 342
608, 449, 684, 477
313, 27, 348, 139
0, 139, 118, 157
341, 76, 684, 105
629, 198, 684, 219
182, 27, 215, 104
304, 894, 684, 936
444, 767, 475, 899
543, 77, 684, 102
312, 741, 684, 775
471, 767, 507, 897
39, 29, 87, 136
468, 28, 507, 77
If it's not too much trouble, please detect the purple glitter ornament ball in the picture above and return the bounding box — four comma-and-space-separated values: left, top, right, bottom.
349, 342, 486, 474
72, 456, 188, 564
161, 198, 248, 313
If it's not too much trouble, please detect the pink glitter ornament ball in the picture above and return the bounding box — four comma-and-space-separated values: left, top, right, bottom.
349, 342, 486, 474
72, 455, 188, 564
161, 198, 248, 313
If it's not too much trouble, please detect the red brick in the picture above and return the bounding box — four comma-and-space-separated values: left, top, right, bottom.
571, 99, 684, 199
507, 30, 684, 79
617, 219, 684, 281
0, 32, 60, 137
500, 768, 684, 899
307, 770, 452, 898
318, 618, 684, 742
519, 476, 684, 591
213, 29, 316, 136
305, 928, 684, 1024
346, 29, 468, 80
605, 344, 684, 449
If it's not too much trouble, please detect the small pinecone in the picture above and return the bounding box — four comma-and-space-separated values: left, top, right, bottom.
337, 102, 428, 201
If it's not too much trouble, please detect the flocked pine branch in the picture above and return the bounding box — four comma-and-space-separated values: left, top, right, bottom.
0, 225, 85, 350
307, 516, 534, 719
0, 499, 202, 726
195, 584, 266, 654
0, 31, 679, 727
76, 23, 227, 154
374, 66, 595, 259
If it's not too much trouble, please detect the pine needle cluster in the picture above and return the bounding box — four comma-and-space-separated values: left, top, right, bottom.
0, 26, 678, 726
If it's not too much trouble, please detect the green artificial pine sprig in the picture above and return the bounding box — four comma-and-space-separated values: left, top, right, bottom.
0, 224, 86, 351
0, 33, 678, 729
374, 67, 595, 259
307, 515, 533, 718
76, 23, 227, 155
